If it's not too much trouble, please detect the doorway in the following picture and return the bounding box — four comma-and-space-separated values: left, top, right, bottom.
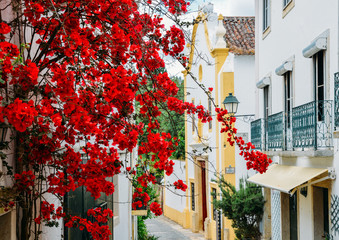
199, 160, 207, 231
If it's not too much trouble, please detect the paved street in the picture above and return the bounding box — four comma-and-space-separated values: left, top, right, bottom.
145, 216, 206, 240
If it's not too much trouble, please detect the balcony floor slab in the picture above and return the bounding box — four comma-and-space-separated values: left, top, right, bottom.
264, 149, 333, 158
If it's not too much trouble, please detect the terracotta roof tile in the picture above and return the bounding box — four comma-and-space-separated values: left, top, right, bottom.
223, 17, 255, 55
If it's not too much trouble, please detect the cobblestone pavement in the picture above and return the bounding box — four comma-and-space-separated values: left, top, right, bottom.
145, 216, 206, 240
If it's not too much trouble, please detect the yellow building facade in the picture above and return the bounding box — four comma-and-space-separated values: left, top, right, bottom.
163, 4, 256, 240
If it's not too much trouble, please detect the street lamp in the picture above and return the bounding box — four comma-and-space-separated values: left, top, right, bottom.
0, 123, 8, 149
223, 93, 239, 115
222, 93, 255, 122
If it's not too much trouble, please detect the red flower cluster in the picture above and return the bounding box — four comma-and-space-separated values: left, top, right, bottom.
3, 99, 37, 132
149, 202, 162, 216
216, 108, 272, 173
0, 0, 270, 239
34, 201, 65, 224
132, 190, 150, 209
173, 180, 187, 192
14, 171, 35, 193
87, 208, 113, 223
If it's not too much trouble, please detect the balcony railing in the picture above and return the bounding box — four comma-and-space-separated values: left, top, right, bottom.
250, 100, 333, 151
267, 112, 284, 150
250, 118, 264, 151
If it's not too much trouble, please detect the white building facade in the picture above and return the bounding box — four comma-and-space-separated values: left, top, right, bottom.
249, 0, 339, 239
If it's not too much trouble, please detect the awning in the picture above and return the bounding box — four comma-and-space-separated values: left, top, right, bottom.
248, 164, 328, 194
256, 77, 271, 89
275, 61, 293, 76
302, 37, 327, 58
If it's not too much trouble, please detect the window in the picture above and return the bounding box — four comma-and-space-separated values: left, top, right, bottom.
313, 50, 325, 121
284, 71, 293, 150
263, 86, 270, 120
211, 188, 217, 220
263, 0, 270, 31
263, 86, 270, 149
191, 182, 195, 211
283, 0, 292, 8
284, 71, 292, 129
208, 98, 212, 130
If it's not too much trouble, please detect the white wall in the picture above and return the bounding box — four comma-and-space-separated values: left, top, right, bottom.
113, 173, 132, 240
234, 55, 257, 185
255, 0, 339, 239
255, 0, 338, 115
164, 159, 187, 213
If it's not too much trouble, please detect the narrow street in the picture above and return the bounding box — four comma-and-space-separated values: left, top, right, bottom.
145, 216, 206, 240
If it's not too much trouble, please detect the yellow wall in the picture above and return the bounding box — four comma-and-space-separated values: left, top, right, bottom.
163, 205, 185, 226
180, 11, 238, 239
220, 71, 236, 240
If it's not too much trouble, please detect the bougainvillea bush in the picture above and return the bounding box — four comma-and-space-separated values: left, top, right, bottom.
0, 0, 271, 239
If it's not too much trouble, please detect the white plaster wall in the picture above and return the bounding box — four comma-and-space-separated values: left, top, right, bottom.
185, 14, 222, 220
186, 16, 218, 185
113, 173, 132, 240
234, 55, 257, 186
298, 191, 313, 240
41, 193, 63, 240
255, 1, 339, 239
255, 0, 338, 115
164, 160, 187, 212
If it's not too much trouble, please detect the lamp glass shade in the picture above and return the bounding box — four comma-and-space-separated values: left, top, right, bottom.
223, 93, 239, 114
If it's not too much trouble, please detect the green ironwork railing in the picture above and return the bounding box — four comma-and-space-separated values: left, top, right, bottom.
335, 72, 339, 128
292, 100, 333, 150
250, 118, 264, 150
267, 112, 284, 150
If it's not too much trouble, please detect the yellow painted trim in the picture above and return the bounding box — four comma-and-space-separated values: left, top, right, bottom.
131, 210, 147, 216
282, 0, 295, 18
187, 12, 228, 72
199, 64, 203, 82
214, 49, 229, 179
186, 13, 207, 72
163, 205, 185, 226
262, 26, 271, 40
203, 20, 213, 54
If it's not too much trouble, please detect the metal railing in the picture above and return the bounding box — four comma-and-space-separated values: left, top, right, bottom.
267, 112, 284, 150
335, 72, 339, 128
250, 118, 264, 151
292, 100, 332, 150
250, 100, 333, 151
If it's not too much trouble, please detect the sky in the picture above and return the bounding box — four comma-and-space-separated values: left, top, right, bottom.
189, 0, 254, 16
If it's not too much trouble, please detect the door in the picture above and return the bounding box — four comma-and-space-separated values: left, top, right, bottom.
289, 193, 298, 240
200, 161, 207, 230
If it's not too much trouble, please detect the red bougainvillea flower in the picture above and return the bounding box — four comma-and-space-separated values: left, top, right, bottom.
173, 180, 187, 191
149, 202, 162, 216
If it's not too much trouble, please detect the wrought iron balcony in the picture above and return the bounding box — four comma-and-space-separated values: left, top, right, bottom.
250, 118, 264, 151
292, 100, 333, 150
267, 112, 284, 150
250, 100, 333, 152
